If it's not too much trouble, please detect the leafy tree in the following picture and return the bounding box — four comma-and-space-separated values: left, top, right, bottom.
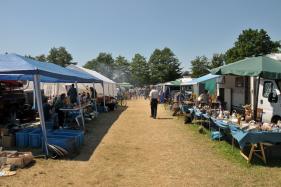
25, 55, 36, 60
190, 56, 209, 78
114, 55, 131, 83
47, 47, 74, 67
148, 47, 182, 84
210, 53, 224, 69
131, 54, 150, 86
35, 54, 47, 62
225, 29, 281, 64
182, 71, 191, 77
84, 52, 114, 79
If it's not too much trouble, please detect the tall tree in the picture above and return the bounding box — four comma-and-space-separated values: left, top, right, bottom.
210, 53, 224, 69
47, 47, 74, 67
182, 71, 191, 77
131, 54, 150, 86
148, 47, 182, 84
35, 54, 47, 62
84, 52, 114, 79
114, 55, 131, 83
225, 29, 281, 64
190, 56, 209, 78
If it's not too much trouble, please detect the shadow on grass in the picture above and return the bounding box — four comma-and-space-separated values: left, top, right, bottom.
73, 106, 128, 161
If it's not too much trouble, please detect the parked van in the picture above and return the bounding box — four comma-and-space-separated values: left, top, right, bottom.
258, 78, 281, 123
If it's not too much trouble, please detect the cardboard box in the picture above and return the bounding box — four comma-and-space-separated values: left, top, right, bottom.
2, 135, 15, 148
0, 128, 9, 137
6, 152, 33, 168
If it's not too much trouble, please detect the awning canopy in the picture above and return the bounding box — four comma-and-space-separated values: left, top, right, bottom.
181, 74, 219, 85
164, 79, 183, 86
67, 65, 115, 84
210, 56, 281, 79
0, 54, 101, 83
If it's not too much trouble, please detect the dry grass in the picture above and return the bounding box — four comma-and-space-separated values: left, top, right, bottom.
1, 99, 281, 186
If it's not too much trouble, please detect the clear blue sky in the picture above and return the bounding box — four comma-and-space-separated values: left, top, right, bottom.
1, 0, 281, 70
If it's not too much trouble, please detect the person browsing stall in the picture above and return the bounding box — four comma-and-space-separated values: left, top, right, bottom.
198, 89, 209, 106
67, 84, 78, 104
43, 96, 52, 121
54, 93, 67, 128
149, 86, 159, 119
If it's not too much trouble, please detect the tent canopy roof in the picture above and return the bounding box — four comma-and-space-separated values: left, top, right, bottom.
67, 65, 115, 84
181, 74, 219, 85
0, 53, 101, 83
210, 56, 281, 79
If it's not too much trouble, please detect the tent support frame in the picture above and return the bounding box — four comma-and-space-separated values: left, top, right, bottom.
33, 74, 49, 157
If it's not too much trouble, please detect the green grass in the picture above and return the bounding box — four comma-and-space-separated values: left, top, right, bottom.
185, 123, 251, 167
163, 105, 270, 167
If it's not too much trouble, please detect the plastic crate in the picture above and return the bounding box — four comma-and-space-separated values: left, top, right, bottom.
46, 137, 77, 154
15, 128, 35, 148
53, 129, 84, 146
47, 134, 80, 148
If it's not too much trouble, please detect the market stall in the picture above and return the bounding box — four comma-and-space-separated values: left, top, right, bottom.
0, 53, 101, 157
185, 57, 281, 163
67, 65, 116, 112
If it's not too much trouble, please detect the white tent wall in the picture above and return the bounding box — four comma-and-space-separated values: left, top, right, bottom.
25, 82, 117, 98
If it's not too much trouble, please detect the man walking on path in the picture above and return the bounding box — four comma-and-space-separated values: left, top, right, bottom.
149, 86, 159, 119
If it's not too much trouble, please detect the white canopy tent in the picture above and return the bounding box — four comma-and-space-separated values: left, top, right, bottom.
67, 65, 116, 97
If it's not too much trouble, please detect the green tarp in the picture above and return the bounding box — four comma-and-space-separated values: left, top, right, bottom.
204, 78, 216, 95
211, 56, 281, 79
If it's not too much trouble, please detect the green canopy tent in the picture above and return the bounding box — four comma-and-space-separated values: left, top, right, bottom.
169, 79, 181, 86
210, 56, 281, 119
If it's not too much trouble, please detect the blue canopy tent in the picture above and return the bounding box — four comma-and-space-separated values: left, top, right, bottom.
0, 53, 101, 157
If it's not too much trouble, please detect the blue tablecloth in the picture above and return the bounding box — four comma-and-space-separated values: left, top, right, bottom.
210, 118, 230, 130
202, 113, 209, 120
229, 125, 281, 148
188, 107, 281, 148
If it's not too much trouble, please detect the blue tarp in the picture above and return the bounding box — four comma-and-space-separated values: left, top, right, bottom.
230, 126, 281, 148
0, 54, 101, 83
181, 74, 220, 85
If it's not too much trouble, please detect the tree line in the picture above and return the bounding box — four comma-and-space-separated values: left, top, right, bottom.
191, 28, 281, 78
27, 28, 280, 84
28, 47, 182, 86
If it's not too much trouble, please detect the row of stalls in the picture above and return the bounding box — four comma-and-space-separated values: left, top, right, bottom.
0, 53, 117, 174
167, 55, 281, 164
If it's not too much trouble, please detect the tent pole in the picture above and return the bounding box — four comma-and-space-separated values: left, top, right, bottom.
108, 83, 110, 97
112, 83, 115, 97
75, 81, 85, 130
254, 76, 260, 121
102, 82, 106, 110
33, 74, 49, 157
32, 87, 36, 109
93, 83, 98, 114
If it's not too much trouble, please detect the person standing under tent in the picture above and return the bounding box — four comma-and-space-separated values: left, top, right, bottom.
67, 84, 78, 104
54, 93, 67, 129
149, 86, 159, 119
90, 87, 97, 100
197, 89, 209, 106
90, 87, 98, 111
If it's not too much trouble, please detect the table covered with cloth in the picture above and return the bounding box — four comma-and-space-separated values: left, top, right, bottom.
229, 125, 281, 148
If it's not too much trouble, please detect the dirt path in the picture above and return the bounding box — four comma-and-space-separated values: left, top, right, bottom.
1, 99, 281, 186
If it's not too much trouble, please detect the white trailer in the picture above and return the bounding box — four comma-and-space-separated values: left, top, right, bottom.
217, 75, 281, 123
